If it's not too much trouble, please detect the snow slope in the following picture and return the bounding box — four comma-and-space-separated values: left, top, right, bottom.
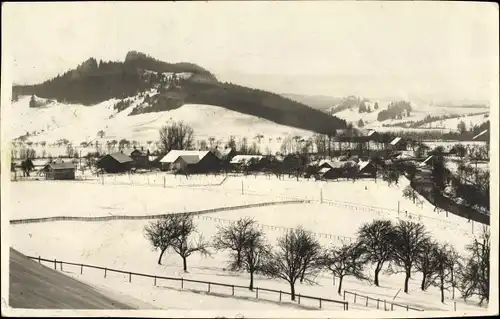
332, 99, 489, 132
9, 95, 315, 155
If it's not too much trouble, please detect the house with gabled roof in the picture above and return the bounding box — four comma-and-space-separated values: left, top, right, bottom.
159, 150, 221, 173
96, 152, 134, 173
43, 162, 76, 180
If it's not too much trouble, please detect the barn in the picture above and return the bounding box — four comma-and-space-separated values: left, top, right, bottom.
357, 161, 377, 178
159, 150, 221, 173
96, 152, 134, 173
128, 148, 149, 168
43, 163, 76, 180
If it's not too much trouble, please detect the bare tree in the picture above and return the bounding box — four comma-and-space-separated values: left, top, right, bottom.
159, 121, 194, 153
357, 220, 395, 286
320, 240, 368, 295
213, 217, 258, 270
199, 139, 208, 150
429, 243, 457, 303
387, 220, 430, 293
240, 227, 270, 290
261, 227, 322, 301
415, 238, 439, 291
298, 231, 322, 284
171, 214, 211, 272
403, 185, 419, 204
144, 216, 186, 265
460, 226, 490, 305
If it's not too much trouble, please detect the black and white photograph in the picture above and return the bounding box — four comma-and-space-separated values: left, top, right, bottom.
1, 1, 498, 318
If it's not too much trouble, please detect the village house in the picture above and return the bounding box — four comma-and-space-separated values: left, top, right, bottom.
127, 147, 149, 168
357, 160, 377, 178
159, 150, 221, 173
229, 155, 268, 171
43, 162, 76, 180
96, 152, 134, 173
389, 137, 409, 151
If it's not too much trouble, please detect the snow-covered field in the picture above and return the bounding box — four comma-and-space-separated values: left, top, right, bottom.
9, 95, 315, 155
333, 100, 489, 131
8, 175, 490, 313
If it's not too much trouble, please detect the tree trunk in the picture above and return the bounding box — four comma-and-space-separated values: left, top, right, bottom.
300, 267, 306, 283
290, 282, 296, 301
337, 276, 343, 295
440, 277, 445, 303
158, 248, 166, 265
420, 272, 427, 291
404, 271, 410, 293
374, 263, 382, 287
249, 270, 254, 291
182, 256, 187, 272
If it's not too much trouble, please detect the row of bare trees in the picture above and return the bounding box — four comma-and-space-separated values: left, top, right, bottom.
144, 214, 490, 304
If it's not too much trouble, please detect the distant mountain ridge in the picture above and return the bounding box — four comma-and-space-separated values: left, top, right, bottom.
12, 51, 347, 135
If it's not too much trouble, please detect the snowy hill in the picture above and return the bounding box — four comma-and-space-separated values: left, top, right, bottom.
328, 97, 489, 132
9, 95, 315, 155
12, 52, 347, 136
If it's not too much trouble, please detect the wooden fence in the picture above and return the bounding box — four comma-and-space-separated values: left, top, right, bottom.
343, 290, 423, 312
10, 200, 310, 225
28, 256, 349, 311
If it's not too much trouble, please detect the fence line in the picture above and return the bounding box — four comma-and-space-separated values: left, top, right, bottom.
27, 255, 349, 311
343, 290, 423, 312
10, 200, 310, 225
197, 215, 356, 243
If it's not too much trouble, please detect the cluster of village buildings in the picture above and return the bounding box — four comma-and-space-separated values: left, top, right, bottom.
14, 129, 448, 181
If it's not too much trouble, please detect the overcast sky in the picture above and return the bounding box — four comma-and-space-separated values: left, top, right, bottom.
3, 1, 498, 102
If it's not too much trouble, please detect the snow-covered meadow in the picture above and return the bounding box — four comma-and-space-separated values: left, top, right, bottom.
8, 174, 489, 312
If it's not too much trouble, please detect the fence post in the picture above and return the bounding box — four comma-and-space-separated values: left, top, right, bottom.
454, 301, 456, 311
319, 298, 322, 309
60, 261, 63, 271
366, 296, 369, 307
54, 259, 57, 270
232, 285, 234, 296
38, 256, 41, 263
80, 264, 83, 274
354, 292, 357, 303
181, 278, 184, 289
279, 290, 282, 302
208, 282, 211, 293
384, 300, 387, 311
298, 293, 301, 305
406, 305, 409, 311
391, 303, 394, 311
104, 268, 107, 278
154, 276, 156, 286
377, 299, 380, 309
129, 272, 131, 283
343, 290, 346, 300
163, 176, 166, 188
256, 288, 259, 299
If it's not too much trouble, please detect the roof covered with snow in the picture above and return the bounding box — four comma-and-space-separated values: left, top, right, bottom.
390, 137, 402, 145
106, 152, 134, 164
230, 155, 263, 164
318, 167, 331, 174
472, 129, 488, 140
357, 161, 372, 172
420, 155, 433, 166
44, 162, 77, 170
160, 150, 210, 163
